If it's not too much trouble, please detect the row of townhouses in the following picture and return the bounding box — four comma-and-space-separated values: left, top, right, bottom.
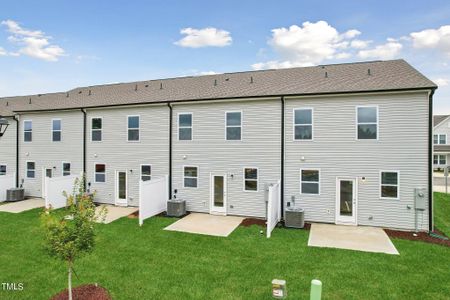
0, 59, 437, 231
433, 115, 450, 168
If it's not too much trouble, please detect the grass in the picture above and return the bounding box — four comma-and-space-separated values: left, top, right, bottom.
434, 192, 450, 236
0, 204, 449, 299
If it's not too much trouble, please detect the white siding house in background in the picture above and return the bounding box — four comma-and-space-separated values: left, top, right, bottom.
433, 115, 450, 169
0, 59, 438, 231
0, 116, 17, 179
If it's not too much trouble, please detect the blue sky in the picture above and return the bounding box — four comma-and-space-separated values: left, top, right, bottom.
0, 0, 449, 113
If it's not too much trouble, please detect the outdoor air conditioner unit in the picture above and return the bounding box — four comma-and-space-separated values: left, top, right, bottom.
6, 188, 25, 202
284, 208, 305, 229
167, 199, 186, 217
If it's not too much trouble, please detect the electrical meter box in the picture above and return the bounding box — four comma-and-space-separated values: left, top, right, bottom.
414, 188, 427, 210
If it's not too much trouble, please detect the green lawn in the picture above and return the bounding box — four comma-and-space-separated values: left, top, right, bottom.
0, 204, 449, 300
434, 192, 450, 236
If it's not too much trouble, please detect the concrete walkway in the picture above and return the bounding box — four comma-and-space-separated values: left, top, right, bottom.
95, 205, 138, 224
164, 213, 244, 237
308, 223, 399, 255
0, 198, 45, 213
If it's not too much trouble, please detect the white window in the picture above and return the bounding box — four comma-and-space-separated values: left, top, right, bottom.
62, 162, 71, 176
357, 106, 378, 140
141, 165, 152, 181
226, 111, 242, 140
380, 171, 399, 199
300, 169, 320, 194
24, 120, 32, 142
244, 168, 258, 191
434, 155, 446, 165
91, 117, 102, 142
52, 119, 62, 142
95, 164, 106, 183
178, 113, 192, 140
183, 166, 198, 188
0, 164, 6, 175
434, 134, 446, 145
26, 161, 35, 178
294, 108, 313, 140
127, 116, 140, 141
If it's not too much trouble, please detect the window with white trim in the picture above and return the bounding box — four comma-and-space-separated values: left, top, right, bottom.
434, 155, 446, 165
26, 161, 35, 178
300, 169, 319, 194
357, 106, 377, 139
0, 164, 6, 175
91, 118, 102, 141
294, 109, 313, 140
178, 113, 192, 140
434, 134, 446, 145
62, 162, 71, 176
380, 171, 399, 199
127, 116, 140, 141
95, 164, 106, 183
52, 119, 62, 142
141, 165, 152, 181
244, 168, 258, 191
183, 166, 198, 188
24, 120, 32, 142
226, 112, 242, 140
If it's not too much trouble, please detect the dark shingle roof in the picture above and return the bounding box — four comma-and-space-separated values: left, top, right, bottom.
0, 59, 437, 113
434, 115, 449, 127
434, 145, 450, 152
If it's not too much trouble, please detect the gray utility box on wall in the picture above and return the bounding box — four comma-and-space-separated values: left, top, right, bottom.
6, 188, 25, 202
285, 208, 305, 228
414, 188, 427, 210
167, 199, 186, 217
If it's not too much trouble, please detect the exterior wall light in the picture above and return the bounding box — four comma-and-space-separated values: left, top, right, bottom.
0, 116, 9, 137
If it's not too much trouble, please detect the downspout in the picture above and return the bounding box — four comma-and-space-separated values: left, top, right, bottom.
14, 115, 19, 188
81, 109, 87, 191
281, 96, 285, 219
167, 103, 173, 199
428, 89, 435, 232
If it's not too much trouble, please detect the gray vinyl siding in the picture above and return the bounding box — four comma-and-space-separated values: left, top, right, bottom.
86, 105, 169, 206
284, 91, 430, 231
19, 111, 84, 197
0, 117, 16, 177
172, 99, 281, 218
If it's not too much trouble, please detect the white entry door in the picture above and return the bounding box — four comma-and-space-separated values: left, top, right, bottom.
115, 171, 128, 206
210, 174, 227, 215
336, 178, 357, 225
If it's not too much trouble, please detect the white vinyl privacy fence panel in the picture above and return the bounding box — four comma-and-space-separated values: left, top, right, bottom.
0, 173, 15, 202
139, 175, 169, 226
267, 180, 281, 238
44, 175, 78, 209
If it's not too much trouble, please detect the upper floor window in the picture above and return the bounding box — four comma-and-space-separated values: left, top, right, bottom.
226, 111, 242, 140
26, 161, 35, 178
91, 118, 102, 142
62, 162, 71, 176
357, 106, 378, 140
127, 116, 140, 141
300, 169, 320, 194
434, 134, 446, 145
52, 119, 62, 142
141, 165, 152, 181
183, 166, 198, 188
294, 108, 313, 140
380, 171, 399, 199
178, 113, 192, 140
24, 120, 32, 142
95, 164, 106, 183
244, 168, 258, 191
0, 164, 6, 175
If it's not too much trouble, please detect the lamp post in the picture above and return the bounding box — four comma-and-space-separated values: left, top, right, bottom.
0, 116, 10, 137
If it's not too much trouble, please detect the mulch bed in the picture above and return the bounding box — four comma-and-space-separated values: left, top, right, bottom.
240, 218, 311, 230
385, 228, 450, 247
51, 284, 111, 300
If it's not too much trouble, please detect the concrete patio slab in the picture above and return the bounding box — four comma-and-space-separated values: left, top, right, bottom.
164, 213, 244, 237
308, 223, 399, 255
0, 198, 45, 213
95, 205, 138, 224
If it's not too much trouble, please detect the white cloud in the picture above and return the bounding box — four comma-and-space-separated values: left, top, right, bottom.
175, 27, 232, 48
0, 46, 6, 56
434, 78, 449, 86
357, 40, 402, 60
350, 39, 372, 49
252, 21, 362, 69
410, 25, 450, 55
1, 19, 65, 61
197, 71, 217, 75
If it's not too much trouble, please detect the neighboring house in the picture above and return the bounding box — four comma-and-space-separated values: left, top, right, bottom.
0, 59, 437, 231
433, 115, 450, 169
0, 107, 17, 179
